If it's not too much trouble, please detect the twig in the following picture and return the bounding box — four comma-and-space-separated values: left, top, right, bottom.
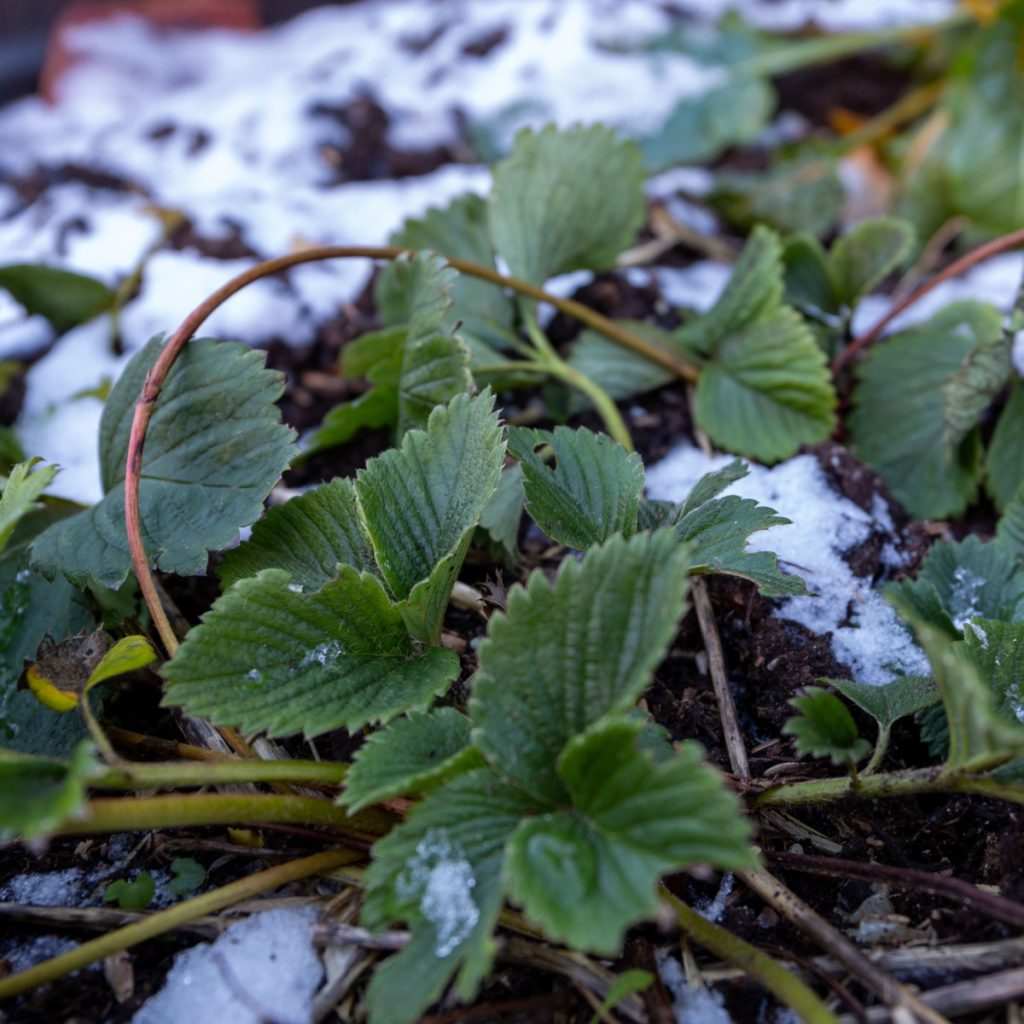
313, 922, 410, 951
0, 902, 220, 939
767, 850, 1024, 930
832, 226, 1024, 375
691, 578, 750, 780
0, 849, 359, 1001
659, 882, 839, 1024
740, 865, 953, 1024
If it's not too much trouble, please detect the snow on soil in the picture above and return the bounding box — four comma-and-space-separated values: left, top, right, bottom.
657, 951, 735, 1024
134, 907, 323, 1024
645, 447, 930, 685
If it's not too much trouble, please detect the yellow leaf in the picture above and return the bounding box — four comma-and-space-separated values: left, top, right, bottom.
25, 664, 79, 713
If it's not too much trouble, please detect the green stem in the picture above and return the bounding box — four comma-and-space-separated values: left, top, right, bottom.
91, 758, 348, 791
59, 792, 391, 836
541, 356, 634, 451
758, 765, 952, 806
522, 305, 560, 363
861, 725, 890, 776
0, 849, 359, 1002
660, 884, 839, 1024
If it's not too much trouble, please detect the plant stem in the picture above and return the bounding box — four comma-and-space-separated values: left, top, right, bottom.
91, 757, 348, 791
832, 226, 1024, 375
540, 356, 634, 451
756, 766, 950, 806
0, 849, 359, 1002
125, 245, 699, 657
58, 792, 391, 837
861, 724, 890, 776
659, 883, 839, 1024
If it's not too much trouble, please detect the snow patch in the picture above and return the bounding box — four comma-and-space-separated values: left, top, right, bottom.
657, 951, 734, 1024
135, 907, 322, 1024
645, 445, 929, 684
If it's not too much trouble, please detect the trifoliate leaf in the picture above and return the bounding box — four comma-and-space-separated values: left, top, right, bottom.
641, 76, 775, 170
911, 619, 1024, 771
507, 426, 644, 549
104, 871, 155, 910
674, 494, 805, 597
997, 484, 1024, 560
850, 302, 1004, 518
986, 382, 1024, 511
784, 687, 871, 765
218, 479, 375, 591
886, 536, 1024, 637
390, 193, 517, 357
680, 228, 836, 462
712, 155, 843, 238
476, 463, 524, 562
0, 263, 115, 333
31, 337, 297, 589
471, 531, 689, 803
0, 740, 97, 840
505, 717, 753, 954
344, 708, 485, 812
0, 460, 59, 559
162, 567, 460, 738
362, 768, 543, 1024
356, 391, 504, 642
830, 218, 914, 307
830, 675, 939, 730
488, 125, 646, 288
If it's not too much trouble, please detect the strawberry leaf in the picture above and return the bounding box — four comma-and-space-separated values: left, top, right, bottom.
784, 687, 871, 765
830, 675, 939, 731
987, 382, 1024, 512
0, 459, 59, 558
830, 218, 914, 307
0, 263, 115, 333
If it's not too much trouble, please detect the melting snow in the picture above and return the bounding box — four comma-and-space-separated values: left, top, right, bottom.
396, 828, 479, 958
645, 446, 930, 684
657, 951, 735, 1024
134, 907, 322, 1024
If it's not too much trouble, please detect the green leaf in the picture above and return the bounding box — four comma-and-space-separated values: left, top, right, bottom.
641, 76, 775, 169
712, 155, 843, 239
911, 619, 1024, 771
782, 233, 839, 318
681, 228, 836, 462
830, 675, 939, 730
676, 458, 750, 516
363, 768, 543, 1024
0, 263, 115, 333
783, 687, 871, 765
471, 531, 690, 803
589, 970, 655, 1024
941, 333, 1012, 449
488, 125, 646, 287
997, 484, 1024, 560
344, 708, 485, 813
0, 740, 97, 841
168, 857, 206, 896
87, 635, 156, 690
162, 567, 460, 738
476, 463, 524, 562
504, 717, 753, 954
958, 619, 1024, 725
566, 325, 675, 407
830, 218, 914, 306
104, 871, 155, 910
356, 391, 503, 637
987, 382, 1024, 512
218, 478, 375, 591
390, 193, 517, 357
886, 536, 1024, 638
850, 302, 1004, 518
0, 459, 59, 558
507, 426, 644, 549
31, 337, 297, 589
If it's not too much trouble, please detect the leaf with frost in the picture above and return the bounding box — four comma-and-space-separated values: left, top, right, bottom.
162, 567, 459, 738
363, 768, 543, 1024
886, 536, 1024, 638
0, 740, 97, 840
678, 227, 836, 463
783, 687, 871, 765
850, 302, 1004, 518
911, 619, 1024, 771
356, 391, 504, 642
0, 263, 115, 333
488, 124, 646, 288
31, 337, 297, 589
958, 619, 1024, 728
390, 193, 517, 358
987, 382, 1024, 512
344, 708, 485, 812
830, 675, 939, 731
505, 717, 753, 953
507, 426, 644, 549
471, 531, 689, 803
0, 459, 58, 558
218, 478, 375, 591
